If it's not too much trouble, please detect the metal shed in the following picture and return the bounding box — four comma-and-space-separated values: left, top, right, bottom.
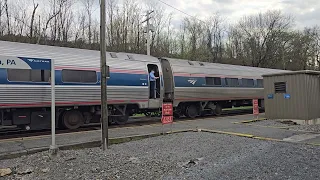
263, 70, 320, 121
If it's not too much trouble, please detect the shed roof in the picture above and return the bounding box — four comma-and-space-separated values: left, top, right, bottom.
262, 70, 320, 77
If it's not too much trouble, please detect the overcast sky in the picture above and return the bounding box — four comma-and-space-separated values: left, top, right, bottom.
31, 0, 320, 30
145, 0, 320, 29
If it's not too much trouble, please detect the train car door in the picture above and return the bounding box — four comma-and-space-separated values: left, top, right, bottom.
160, 58, 174, 102
147, 64, 162, 109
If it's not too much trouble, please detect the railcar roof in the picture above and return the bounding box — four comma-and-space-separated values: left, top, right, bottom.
0, 40, 159, 67
262, 70, 320, 77
165, 57, 289, 76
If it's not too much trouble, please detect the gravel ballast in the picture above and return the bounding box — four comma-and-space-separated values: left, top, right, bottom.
251, 119, 320, 132
0, 132, 319, 180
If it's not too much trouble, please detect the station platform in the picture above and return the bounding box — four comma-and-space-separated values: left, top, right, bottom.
0, 113, 319, 159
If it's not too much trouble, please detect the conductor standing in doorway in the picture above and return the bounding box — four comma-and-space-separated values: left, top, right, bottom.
149, 69, 159, 99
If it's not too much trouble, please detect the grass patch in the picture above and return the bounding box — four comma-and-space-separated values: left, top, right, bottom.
224, 106, 252, 111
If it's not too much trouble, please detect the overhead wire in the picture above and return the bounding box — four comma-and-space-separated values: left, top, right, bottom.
156, 0, 206, 23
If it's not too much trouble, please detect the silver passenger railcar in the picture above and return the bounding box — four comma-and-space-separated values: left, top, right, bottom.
0, 40, 164, 130
0, 40, 288, 131
162, 58, 288, 118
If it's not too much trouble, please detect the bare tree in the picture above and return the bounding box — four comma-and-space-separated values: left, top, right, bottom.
206, 14, 224, 63
4, 0, 10, 34
29, 0, 39, 39
227, 10, 293, 67
37, 0, 63, 44
82, 0, 94, 44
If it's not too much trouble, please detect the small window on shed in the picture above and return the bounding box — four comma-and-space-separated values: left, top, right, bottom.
274, 82, 286, 93
225, 78, 239, 87
257, 79, 263, 88
242, 78, 254, 87
62, 69, 97, 83
205, 77, 221, 86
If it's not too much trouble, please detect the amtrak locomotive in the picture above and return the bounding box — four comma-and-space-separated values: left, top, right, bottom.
0, 40, 287, 130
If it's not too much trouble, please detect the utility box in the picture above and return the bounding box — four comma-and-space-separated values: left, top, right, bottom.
263, 70, 320, 122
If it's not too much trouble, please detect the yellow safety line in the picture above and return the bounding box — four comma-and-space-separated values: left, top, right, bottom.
253, 136, 283, 141
233, 118, 267, 124
307, 143, 320, 146
246, 124, 294, 129
201, 129, 254, 138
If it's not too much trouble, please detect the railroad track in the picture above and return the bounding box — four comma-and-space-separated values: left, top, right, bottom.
0, 108, 260, 140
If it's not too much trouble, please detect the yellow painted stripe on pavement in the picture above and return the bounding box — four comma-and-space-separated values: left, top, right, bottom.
233, 118, 266, 124
307, 143, 320, 146
201, 129, 254, 138
0, 137, 23, 143
253, 136, 282, 141
246, 124, 293, 129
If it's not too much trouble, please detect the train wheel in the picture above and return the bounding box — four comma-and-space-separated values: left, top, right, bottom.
214, 104, 222, 116
113, 111, 129, 125
174, 112, 181, 119
144, 112, 152, 117
185, 104, 198, 119
152, 111, 161, 117
62, 110, 84, 129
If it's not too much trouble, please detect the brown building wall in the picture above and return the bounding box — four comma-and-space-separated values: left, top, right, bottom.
264, 73, 320, 120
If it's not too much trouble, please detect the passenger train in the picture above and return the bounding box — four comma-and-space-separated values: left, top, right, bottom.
0, 40, 288, 130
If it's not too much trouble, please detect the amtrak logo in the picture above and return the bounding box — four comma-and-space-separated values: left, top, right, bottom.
188, 79, 197, 85
27, 59, 50, 63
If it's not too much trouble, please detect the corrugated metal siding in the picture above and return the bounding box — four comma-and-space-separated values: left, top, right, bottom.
264, 73, 320, 120
306, 75, 320, 119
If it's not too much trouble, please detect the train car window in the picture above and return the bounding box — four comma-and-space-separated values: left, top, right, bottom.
225, 78, 239, 87
274, 82, 286, 93
62, 69, 97, 83
242, 78, 254, 87
214, 77, 221, 85
31, 70, 42, 82
257, 79, 263, 87
205, 77, 221, 86
7, 69, 50, 82
205, 77, 213, 85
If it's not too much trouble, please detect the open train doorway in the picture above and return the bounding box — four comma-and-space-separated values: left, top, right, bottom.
147, 64, 160, 99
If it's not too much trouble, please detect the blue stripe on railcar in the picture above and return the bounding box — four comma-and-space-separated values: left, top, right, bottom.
0, 68, 149, 87
174, 76, 206, 87
174, 76, 262, 88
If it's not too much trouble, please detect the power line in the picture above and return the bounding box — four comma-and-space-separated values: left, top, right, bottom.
156, 0, 206, 23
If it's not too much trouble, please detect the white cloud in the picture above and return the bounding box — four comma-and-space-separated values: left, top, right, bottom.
73, 0, 320, 30
153, 0, 320, 28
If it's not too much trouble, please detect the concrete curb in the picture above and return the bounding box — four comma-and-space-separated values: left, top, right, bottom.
0, 129, 194, 160
200, 129, 254, 138
199, 128, 320, 147
1, 128, 319, 160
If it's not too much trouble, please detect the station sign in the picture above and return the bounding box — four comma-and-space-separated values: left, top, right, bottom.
253, 99, 259, 116
161, 103, 173, 124
0, 56, 51, 70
